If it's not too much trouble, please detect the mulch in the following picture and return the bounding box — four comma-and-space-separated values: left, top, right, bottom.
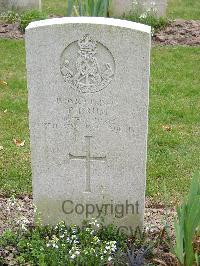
0, 19, 200, 46
153, 19, 200, 46
0, 22, 23, 39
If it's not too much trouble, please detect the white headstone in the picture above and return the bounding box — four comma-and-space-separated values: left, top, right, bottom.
111, 0, 167, 17
26, 17, 151, 234
0, 0, 41, 13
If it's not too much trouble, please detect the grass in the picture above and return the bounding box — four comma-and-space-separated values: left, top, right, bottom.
0, 39, 199, 200
147, 46, 200, 199
0, 40, 31, 195
167, 0, 200, 20
42, 0, 67, 16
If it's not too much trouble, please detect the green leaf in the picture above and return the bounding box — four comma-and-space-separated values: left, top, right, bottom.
67, 0, 74, 16
173, 173, 200, 266
174, 206, 185, 264
77, 0, 82, 16
188, 172, 200, 207
103, 0, 109, 17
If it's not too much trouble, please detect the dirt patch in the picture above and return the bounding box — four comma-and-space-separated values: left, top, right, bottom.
153, 19, 200, 46
0, 22, 23, 39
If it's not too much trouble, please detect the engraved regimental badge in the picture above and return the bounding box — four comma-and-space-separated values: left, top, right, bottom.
60, 34, 115, 93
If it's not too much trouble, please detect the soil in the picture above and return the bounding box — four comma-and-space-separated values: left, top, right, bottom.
153, 19, 200, 46
0, 22, 23, 39
0, 19, 200, 46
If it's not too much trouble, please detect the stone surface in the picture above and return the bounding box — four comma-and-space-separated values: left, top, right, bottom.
0, 0, 41, 13
26, 17, 151, 234
111, 0, 168, 17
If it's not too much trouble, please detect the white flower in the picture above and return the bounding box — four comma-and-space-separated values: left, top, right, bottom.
139, 12, 147, 19
132, 0, 138, 6
108, 256, 112, 261
90, 229, 95, 235
52, 243, 58, 249
75, 251, 80, 256
66, 237, 72, 243
71, 234, 77, 239
93, 236, 100, 243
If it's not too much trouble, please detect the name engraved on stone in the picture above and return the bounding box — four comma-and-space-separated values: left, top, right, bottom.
69, 136, 106, 193
60, 34, 115, 93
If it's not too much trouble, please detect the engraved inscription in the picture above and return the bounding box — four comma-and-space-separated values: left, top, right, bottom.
60, 34, 115, 93
69, 136, 106, 192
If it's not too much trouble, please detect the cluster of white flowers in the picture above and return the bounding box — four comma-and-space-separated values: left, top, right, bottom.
71, 234, 80, 244
132, 0, 139, 7
8, 195, 16, 206
92, 235, 100, 244
16, 216, 30, 231
46, 235, 59, 249
69, 246, 81, 259
44, 220, 119, 263
104, 241, 117, 254
89, 218, 100, 228
71, 225, 78, 233
99, 240, 118, 262
6, 195, 17, 212
132, 0, 158, 17
139, 12, 148, 19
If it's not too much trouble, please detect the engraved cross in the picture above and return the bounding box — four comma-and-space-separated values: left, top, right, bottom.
69, 136, 106, 192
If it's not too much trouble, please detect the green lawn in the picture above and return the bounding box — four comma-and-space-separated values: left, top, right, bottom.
0, 39, 199, 199
148, 46, 200, 199
0, 40, 31, 196
42, 0, 67, 16
167, 0, 200, 20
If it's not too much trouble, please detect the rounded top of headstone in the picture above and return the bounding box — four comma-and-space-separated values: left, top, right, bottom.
25, 17, 151, 34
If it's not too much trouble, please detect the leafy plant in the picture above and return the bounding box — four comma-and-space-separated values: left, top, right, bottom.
173, 172, 200, 266
122, 1, 168, 34
19, 10, 47, 32
67, 0, 111, 17
127, 245, 152, 266
0, 11, 20, 23
0, 219, 127, 265
124, 11, 168, 34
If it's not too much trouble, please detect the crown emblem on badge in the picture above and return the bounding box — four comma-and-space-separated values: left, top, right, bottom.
78, 34, 97, 52
61, 34, 115, 93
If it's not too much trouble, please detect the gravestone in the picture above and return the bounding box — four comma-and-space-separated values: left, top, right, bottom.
26, 17, 151, 234
0, 0, 41, 13
111, 0, 168, 17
